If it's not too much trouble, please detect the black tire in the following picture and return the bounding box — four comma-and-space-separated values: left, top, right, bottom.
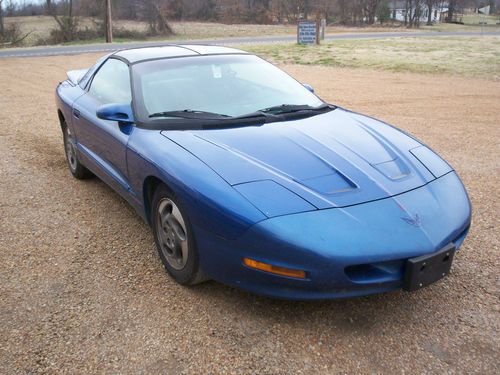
63, 125, 93, 179
151, 184, 208, 285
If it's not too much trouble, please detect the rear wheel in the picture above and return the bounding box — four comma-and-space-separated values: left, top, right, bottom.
151, 184, 207, 285
63, 125, 93, 179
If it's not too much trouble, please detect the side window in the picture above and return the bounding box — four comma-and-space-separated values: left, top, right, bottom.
89, 59, 131, 104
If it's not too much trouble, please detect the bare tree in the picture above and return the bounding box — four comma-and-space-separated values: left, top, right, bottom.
376, 0, 391, 24
335, 0, 363, 25
45, 0, 78, 42
145, 0, 174, 35
0, 0, 32, 47
407, 0, 412, 26
413, 0, 424, 27
0, 0, 4, 35
315, 0, 335, 21
425, 0, 436, 25
333, 0, 391, 25
270, 0, 289, 22
446, 0, 457, 22
362, 0, 382, 24
403, 0, 425, 27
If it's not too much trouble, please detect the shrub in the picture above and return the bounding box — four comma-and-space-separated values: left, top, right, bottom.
35, 21, 149, 45
0, 22, 25, 46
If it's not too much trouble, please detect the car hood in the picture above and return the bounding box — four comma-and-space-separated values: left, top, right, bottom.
163, 109, 452, 217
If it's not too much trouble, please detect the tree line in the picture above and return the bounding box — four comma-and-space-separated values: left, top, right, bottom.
2, 1, 496, 24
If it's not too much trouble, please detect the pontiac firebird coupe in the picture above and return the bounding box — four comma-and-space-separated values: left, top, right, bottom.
56, 45, 471, 299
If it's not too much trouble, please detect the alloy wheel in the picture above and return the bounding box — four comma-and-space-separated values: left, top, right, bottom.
156, 198, 189, 270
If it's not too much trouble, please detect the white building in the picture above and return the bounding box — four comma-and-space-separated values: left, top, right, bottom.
478, 5, 491, 14
390, 1, 449, 24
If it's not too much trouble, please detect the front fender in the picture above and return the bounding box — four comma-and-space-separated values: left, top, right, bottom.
126, 127, 266, 239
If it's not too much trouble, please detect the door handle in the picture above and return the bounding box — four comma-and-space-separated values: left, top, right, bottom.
73, 109, 81, 119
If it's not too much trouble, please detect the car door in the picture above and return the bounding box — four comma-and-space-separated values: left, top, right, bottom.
72, 57, 133, 192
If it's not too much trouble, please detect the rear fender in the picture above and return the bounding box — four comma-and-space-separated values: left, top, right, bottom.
56, 82, 86, 138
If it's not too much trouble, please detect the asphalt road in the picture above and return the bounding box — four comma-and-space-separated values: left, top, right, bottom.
1, 30, 499, 58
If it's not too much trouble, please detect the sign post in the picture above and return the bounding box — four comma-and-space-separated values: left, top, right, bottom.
297, 20, 319, 45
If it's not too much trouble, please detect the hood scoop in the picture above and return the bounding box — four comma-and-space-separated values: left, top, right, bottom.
300, 173, 357, 195
163, 109, 434, 209
196, 133, 359, 195
372, 158, 410, 180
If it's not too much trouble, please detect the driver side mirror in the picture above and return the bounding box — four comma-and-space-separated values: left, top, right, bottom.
303, 83, 314, 93
97, 103, 134, 123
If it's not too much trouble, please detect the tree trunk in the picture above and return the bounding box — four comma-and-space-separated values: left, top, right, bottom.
404, 0, 409, 26
156, 12, 173, 35
408, 0, 414, 27
147, 1, 174, 36
413, 0, 422, 27
426, 0, 433, 25
446, 0, 456, 23
0, 0, 4, 36
366, 0, 378, 25
67, 0, 75, 40
339, 0, 347, 24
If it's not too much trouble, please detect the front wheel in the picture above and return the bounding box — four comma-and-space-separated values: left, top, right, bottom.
63, 125, 93, 179
151, 184, 207, 285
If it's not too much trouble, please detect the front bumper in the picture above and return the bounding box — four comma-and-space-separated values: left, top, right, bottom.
195, 172, 471, 300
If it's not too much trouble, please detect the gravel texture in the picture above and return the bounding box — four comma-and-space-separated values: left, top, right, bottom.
0, 54, 499, 374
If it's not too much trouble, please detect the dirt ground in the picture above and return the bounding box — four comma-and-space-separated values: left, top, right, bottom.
0, 54, 499, 374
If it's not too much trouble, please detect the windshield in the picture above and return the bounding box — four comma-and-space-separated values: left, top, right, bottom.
132, 54, 324, 124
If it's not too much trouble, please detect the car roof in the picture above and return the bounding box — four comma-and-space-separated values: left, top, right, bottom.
113, 44, 249, 64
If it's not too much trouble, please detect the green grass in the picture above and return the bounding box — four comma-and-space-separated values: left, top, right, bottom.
420, 13, 500, 32
244, 36, 500, 78
461, 13, 500, 25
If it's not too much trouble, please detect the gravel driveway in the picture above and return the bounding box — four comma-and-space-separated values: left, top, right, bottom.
0, 54, 498, 374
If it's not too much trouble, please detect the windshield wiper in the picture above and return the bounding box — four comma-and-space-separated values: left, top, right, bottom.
147, 104, 335, 127
259, 103, 333, 115
233, 103, 334, 120
149, 109, 231, 120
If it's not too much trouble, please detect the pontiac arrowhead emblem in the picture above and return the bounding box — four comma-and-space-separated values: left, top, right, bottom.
402, 213, 421, 227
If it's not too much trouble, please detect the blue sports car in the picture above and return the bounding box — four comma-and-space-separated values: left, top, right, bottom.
56, 45, 471, 299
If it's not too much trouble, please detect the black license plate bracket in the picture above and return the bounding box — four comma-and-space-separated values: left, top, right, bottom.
403, 243, 455, 292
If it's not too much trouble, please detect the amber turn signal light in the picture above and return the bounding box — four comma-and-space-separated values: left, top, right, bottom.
243, 258, 306, 279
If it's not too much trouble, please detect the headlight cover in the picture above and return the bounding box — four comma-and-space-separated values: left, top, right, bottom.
410, 146, 452, 178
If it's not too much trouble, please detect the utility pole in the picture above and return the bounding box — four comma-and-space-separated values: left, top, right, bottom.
105, 0, 113, 43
